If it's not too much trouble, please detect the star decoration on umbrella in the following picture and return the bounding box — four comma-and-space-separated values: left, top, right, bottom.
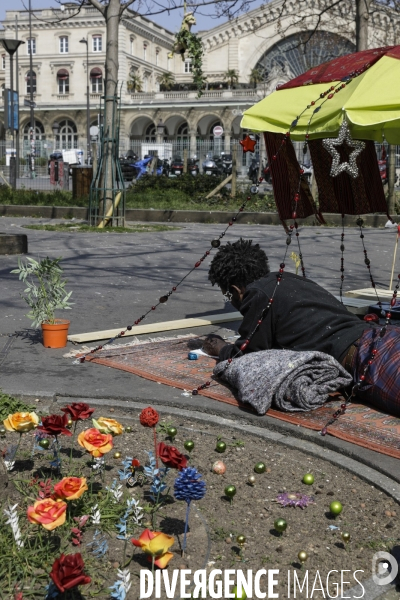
322, 120, 366, 179
240, 135, 257, 153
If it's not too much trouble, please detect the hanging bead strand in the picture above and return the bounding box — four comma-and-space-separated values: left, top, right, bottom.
339, 214, 345, 303
356, 217, 382, 309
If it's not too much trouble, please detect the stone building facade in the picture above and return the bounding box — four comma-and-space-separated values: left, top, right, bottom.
0, 0, 397, 159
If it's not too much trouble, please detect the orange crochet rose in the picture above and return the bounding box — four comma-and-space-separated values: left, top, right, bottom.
27, 498, 67, 531
53, 477, 88, 501
77, 428, 113, 457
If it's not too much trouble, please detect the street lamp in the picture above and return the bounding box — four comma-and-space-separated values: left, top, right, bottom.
52, 121, 60, 152
1, 38, 25, 189
79, 37, 90, 164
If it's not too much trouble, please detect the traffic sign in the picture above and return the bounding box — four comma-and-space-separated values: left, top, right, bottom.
213, 125, 224, 138
24, 99, 36, 108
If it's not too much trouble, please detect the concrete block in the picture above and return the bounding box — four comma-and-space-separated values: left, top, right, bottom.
0, 233, 28, 255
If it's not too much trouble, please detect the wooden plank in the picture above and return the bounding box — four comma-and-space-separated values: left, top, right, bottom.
344, 288, 394, 300
204, 174, 232, 199
68, 312, 242, 343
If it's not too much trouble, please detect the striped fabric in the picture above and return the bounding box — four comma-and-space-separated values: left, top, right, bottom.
350, 326, 400, 417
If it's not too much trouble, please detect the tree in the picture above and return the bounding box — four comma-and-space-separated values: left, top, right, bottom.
157, 71, 176, 90
249, 68, 264, 89
223, 69, 239, 88
127, 72, 143, 92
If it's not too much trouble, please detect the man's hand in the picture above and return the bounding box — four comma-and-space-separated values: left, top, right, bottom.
202, 334, 229, 357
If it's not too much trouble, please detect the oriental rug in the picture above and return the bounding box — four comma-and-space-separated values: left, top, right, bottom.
83, 337, 400, 459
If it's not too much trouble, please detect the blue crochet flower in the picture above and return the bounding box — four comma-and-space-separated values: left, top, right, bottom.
174, 467, 206, 503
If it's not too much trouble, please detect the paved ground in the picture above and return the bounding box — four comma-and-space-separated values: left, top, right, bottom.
1, 215, 399, 596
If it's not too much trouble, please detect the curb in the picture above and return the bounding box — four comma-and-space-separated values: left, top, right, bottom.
0, 204, 392, 227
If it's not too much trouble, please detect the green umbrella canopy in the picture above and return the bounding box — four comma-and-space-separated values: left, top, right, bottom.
241, 45, 400, 143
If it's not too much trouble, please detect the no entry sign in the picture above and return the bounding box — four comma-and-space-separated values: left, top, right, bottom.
213, 125, 224, 137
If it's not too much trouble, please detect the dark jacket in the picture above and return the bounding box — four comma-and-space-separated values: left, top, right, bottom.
219, 272, 370, 363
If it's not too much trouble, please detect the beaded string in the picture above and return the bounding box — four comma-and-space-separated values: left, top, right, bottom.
356, 216, 382, 309
77, 196, 253, 364
339, 214, 345, 304
192, 227, 295, 395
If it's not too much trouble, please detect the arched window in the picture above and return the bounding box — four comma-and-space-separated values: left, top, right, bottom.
90, 68, 103, 93
145, 123, 156, 142
23, 120, 45, 141
176, 122, 189, 151
26, 71, 36, 95
56, 119, 78, 149
57, 69, 69, 94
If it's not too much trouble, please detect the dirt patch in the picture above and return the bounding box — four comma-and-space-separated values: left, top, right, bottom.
0, 401, 399, 599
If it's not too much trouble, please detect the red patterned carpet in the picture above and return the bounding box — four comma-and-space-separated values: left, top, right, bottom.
85, 337, 400, 459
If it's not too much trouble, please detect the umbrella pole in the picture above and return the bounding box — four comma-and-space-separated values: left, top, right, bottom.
389, 225, 400, 290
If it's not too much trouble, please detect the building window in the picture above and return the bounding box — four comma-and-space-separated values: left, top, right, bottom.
184, 60, 192, 73
57, 69, 69, 94
27, 38, 36, 55
59, 36, 69, 53
1, 54, 5, 70
130, 37, 135, 55
26, 70, 36, 94
143, 75, 149, 92
143, 43, 147, 61
92, 35, 102, 52
56, 119, 78, 149
90, 67, 103, 93
156, 49, 159, 66
23, 120, 45, 141
167, 55, 171, 70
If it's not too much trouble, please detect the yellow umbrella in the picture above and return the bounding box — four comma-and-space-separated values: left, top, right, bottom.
241, 46, 400, 143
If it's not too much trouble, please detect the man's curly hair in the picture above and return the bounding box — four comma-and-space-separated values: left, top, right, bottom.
208, 238, 269, 290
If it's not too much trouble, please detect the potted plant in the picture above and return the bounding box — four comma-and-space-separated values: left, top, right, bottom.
11, 256, 73, 348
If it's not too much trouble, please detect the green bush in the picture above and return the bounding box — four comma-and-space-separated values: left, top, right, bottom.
0, 187, 88, 207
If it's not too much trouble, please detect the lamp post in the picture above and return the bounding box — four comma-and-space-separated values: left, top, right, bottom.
1, 38, 25, 189
79, 37, 91, 164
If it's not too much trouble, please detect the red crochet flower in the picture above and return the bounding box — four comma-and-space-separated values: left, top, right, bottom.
60, 402, 94, 422
49, 553, 91, 593
157, 442, 187, 470
37, 414, 72, 437
139, 407, 159, 427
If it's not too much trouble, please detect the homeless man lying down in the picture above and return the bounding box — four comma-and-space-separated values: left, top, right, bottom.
202, 238, 400, 417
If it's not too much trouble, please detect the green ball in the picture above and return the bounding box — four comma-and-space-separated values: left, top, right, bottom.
38, 438, 50, 449
254, 461, 266, 474
167, 427, 177, 439
233, 585, 247, 600
184, 440, 194, 452
236, 534, 246, 545
125, 426, 132, 433
216, 441, 227, 453
274, 518, 287, 533
302, 473, 315, 485
330, 501, 343, 516
224, 485, 236, 499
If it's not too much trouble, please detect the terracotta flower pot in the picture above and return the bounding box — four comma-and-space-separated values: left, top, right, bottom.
41, 320, 70, 348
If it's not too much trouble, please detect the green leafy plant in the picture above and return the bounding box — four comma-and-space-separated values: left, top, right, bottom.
11, 256, 73, 328
0, 390, 35, 421
174, 29, 206, 96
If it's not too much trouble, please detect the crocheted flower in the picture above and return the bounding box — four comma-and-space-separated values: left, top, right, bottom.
174, 467, 206, 503
139, 407, 159, 427
276, 492, 315, 509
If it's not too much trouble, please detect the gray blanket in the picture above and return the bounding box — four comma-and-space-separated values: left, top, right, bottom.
213, 349, 353, 415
